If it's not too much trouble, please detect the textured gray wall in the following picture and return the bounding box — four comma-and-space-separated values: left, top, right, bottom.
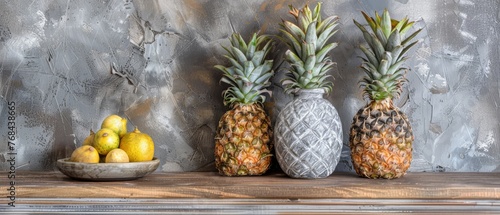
1, 0, 499, 172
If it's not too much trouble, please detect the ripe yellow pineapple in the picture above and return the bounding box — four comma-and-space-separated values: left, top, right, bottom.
214, 33, 274, 176
350, 10, 422, 179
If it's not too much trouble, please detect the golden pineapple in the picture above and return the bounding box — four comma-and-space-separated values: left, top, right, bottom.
350, 10, 421, 179
214, 33, 274, 176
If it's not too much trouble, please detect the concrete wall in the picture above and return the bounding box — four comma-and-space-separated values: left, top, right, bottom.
1, 0, 499, 172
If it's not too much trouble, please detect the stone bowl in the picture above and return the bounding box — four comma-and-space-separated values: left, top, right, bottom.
57, 157, 160, 181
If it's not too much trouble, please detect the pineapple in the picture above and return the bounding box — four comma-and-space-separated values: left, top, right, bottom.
274, 3, 342, 179
350, 10, 422, 179
214, 33, 274, 176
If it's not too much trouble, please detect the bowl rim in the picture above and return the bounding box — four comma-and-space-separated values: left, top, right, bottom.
56, 157, 160, 181
57, 157, 160, 165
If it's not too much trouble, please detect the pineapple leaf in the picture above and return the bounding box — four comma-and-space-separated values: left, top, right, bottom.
246, 41, 256, 59
251, 50, 265, 66
254, 69, 274, 84
390, 45, 404, 64
304, 44, 316, 71
303, 4, 312, 24
231, 67, 247, 80
366, 63, 381, 79
312, 2, 322, 22
316, 22, 338, 50
386, 29, 401, 51
386, 58, 407, 75
371, 36, 386, 62
319, 61, 334, 75
315, 74, 331, 85
401, 28, 422, 46
288, 5, 299, 18
375, 28, 388, 48
279, 29, 302, 55
316, 42, 337, 62
216, 65, 242, 85
378, 58, 390, 75
354, 20, 384, 62
230, 46, 248, 64
317, 15, 338, 34
361, 63, 381, 80
251, 63, 273, 81
361, 11, 377, 33
393, 16, 408, 34
305, 21, 318, 44
283, 21, 305, 42
300, 40, 309, 61
399, 40, 419, 62
220, 77, 238, 88
304, 54, 316, 72
375, 11, 382, 27
244, 91, 260, 104
223, 55, 243, 71
231, 34, 247, 52
243, 61, 255, 78
400, 21, 415, 36
285, 50, 305, 71
298, 13, 309, 31
359, 44, 379, 68
380, 9, 392, 38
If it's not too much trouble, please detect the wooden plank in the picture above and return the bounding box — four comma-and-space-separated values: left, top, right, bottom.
2, 171, 500, 200
4, 198, 500, 214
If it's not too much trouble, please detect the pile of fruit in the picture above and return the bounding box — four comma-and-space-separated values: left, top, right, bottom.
70, 115, 155, 163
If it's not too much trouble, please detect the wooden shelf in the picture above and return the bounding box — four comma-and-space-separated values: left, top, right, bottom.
2, 171, 500, 214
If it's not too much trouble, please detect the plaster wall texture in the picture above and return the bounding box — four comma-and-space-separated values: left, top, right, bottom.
0, 0, 499, 173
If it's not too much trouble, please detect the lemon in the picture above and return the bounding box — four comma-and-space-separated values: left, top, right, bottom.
120, 127, 155, 162
105, 148, 130, 163
101, 114, 128, 138
82, 129, 95, 146
70, 145, 100, 163
93, 128, 120, 155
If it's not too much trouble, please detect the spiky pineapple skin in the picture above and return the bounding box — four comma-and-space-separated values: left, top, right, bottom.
349, 99, 413, 179
215, 103, 272, 176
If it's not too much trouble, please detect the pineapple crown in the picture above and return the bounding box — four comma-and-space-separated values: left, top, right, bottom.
215, 33, 274, 107
279, 2, 339, 94
354, 9, 422, 101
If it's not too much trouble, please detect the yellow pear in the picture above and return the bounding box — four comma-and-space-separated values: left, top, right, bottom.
105, 148, 130, 163
70, 145, 100, 163
93, 128, 120, 155
120, 127, 155, 162
82, 129, 95, 146
101, 114, 128, 138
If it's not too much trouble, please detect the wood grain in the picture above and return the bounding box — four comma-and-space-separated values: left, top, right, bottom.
3, 171, 500, 199
2, 171, 500, 213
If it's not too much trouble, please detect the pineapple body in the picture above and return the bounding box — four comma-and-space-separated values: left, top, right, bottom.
275, 89, 342, 179
215, 103, 272, 176
350, 99, 413, 179
214, 32, 274, 176
350, 10, 421, 179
